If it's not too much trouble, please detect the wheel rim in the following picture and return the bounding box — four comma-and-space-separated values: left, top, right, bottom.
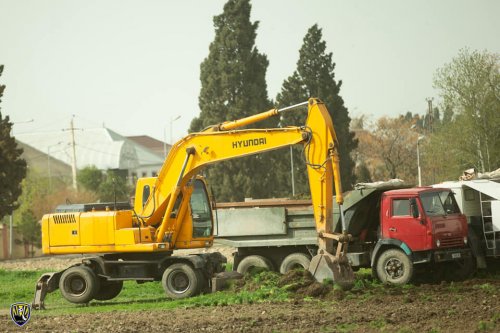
167, 270, 190, 294
384, 258, 404, 279
67, 275, 87, 296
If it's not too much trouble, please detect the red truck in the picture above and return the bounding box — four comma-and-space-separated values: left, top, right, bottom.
215, 182, 474, 284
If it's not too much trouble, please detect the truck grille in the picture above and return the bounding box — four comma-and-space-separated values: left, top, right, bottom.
439, 236, 463, 248
53, 214, 77, 224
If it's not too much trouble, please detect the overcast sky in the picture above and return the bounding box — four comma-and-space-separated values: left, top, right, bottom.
1, 0, 498, 143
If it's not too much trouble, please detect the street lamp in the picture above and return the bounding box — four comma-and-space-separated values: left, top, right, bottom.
164, 115, 181, 158
47, 141, 64, 190
417, 135, 425, 187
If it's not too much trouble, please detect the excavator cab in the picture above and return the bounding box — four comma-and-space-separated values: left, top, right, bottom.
134, 176, 215, 249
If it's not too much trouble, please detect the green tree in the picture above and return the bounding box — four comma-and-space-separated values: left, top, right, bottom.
0, 65, 27, 220
190, 0, 273, 201
430, 48, 500, 175
78, 165, 104, 192
274, 25, 358, 195
98, 170, 131, 202
77, 166, 130, 202
16, 209, 41, 257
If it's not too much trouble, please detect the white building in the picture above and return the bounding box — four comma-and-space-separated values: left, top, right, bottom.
16, 127, 166, 184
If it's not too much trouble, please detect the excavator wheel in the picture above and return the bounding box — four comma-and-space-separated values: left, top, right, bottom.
94, 280, 124, 301
59, 266, 100, 304
162, 263, 201, 299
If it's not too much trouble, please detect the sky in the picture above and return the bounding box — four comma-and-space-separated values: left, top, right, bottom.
1, 0, 499, 143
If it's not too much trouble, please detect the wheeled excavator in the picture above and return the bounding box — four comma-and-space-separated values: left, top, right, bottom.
33, 98, 354, 309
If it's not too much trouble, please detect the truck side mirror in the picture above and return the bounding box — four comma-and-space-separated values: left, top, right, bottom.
410, 198, 420, 219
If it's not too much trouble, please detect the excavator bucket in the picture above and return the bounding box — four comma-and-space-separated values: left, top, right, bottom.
309, 251, 354, 290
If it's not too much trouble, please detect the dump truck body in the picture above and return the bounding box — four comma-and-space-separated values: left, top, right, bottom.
216, 182, 472, 284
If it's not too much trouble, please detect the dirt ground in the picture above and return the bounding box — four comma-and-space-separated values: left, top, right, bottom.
2, 253, 499, 332
3, 279, 499, 333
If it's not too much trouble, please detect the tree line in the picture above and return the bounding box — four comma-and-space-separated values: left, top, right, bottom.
355, 48, 499, 185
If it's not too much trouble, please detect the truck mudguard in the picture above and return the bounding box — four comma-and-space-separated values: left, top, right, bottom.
371, 238, 412, 267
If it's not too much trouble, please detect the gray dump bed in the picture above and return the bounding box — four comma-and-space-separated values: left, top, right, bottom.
214, 180, 407, 248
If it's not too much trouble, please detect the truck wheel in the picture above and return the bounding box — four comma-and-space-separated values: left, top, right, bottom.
94, 281, 123, 301
236, 255, 273, 275
445, 256, 476, 281
162, 263, 200, 299
279, 253, 311, 274
376, 249, 413, 285
59, 266, 100, 304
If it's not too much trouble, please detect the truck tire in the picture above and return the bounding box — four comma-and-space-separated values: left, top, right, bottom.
376, 249, 413, 285
162, 263, 201, 299
59, 266, 100, 304
94, 280, 123, 301
279, 253, 311, 274
444, 256, 476, 282
236, 255, 274, 275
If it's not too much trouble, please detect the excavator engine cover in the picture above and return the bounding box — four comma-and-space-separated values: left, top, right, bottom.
309, 252, 354, 290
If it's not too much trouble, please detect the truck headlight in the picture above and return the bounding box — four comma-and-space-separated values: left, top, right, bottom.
436, 239, 441, 247
464, 236, 468, 245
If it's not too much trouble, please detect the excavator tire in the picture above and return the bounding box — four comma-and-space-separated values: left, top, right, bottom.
237, 255, 274, 275
162, 263, 201, 299
59, 266, 100, 304
279, 253, 311, 274
94, 280, 123, 301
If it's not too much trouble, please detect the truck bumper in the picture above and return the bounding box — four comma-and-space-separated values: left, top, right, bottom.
433, 248, 472, 263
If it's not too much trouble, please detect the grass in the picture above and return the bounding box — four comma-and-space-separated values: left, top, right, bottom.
0, 268, 290, 316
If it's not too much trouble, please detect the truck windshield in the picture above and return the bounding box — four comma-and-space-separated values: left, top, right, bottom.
420, 191, 460, 216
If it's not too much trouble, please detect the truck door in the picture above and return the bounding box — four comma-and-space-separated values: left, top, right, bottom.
383, 197, 427, 250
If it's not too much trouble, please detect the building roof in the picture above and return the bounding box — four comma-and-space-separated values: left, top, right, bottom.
127, 135, 170, 157
16, 127, 164, 170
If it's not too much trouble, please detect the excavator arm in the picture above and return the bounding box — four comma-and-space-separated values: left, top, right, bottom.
139, 98, 353, 286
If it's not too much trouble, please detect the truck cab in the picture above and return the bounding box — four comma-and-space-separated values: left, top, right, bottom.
373, 187, 471, 284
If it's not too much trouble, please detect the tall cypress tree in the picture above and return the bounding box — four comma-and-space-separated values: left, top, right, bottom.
0, 65, 28, 219
190, 0, 273, 201
275, 25, 358, 195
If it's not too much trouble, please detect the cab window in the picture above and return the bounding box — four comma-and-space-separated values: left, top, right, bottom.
142, 185, 150, 208
392, 199, 411, 216
190, 179, 213, 238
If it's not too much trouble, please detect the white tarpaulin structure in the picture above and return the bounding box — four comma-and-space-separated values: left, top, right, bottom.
434, 179, 500, 232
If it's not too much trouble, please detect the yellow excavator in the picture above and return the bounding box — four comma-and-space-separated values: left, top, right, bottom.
33, 98, 354, 309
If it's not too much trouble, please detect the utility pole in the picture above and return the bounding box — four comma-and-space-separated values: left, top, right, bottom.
9, 214, 13, 258
290, 146, 295, 197
64, 116, 79, 191
426, 98, 434, 133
